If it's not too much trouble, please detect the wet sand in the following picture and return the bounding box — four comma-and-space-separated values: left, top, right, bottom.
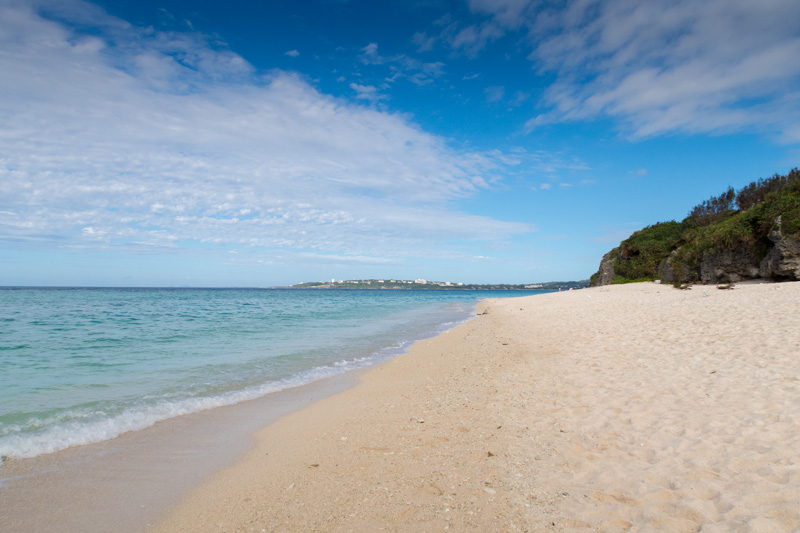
0, 371, 360, 533
155, 282, 800, 531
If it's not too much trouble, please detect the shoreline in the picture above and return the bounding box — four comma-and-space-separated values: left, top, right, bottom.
0, 288, 491, 463
0, 295, 484, 533
0, 369, 364, 533
155, 282, 800, 531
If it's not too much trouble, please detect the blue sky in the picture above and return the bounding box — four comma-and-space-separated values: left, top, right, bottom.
2, 0, 799, 286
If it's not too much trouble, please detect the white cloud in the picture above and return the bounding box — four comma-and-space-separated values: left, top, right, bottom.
0, 0, 530, 259
296, 252, 395, 265
508, 91, 529, 107
445, 21, 505, 57
358, 42, 445, 87
468, 0, 532, 30
484, 85, 505, 103
349, 82, 387, 101
284, 49, 299, 57
472, 0, 800, 142
360, 42, 381, 64
412, 31, 436, 52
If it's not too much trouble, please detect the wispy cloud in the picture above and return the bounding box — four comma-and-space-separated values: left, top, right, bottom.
358, 42, 445, 86
470, 0, 800, 142
484, 85, 505, 103
443, 20, 505, 58
0, 0, 530, 259
295, 252, 396, 265
349, 82, 387, 101
411, 31, 436, 53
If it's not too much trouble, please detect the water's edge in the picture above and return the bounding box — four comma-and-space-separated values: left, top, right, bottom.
0, 303, 483, 533
1, 288, 500, 461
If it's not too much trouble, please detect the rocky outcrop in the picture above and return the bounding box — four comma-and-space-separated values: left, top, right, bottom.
594, 250, 618, 286
590, 168, 800, 285
759, 216, 800, 280
657, 255, 693, 284
700, 243, 762, 284
593, 219, 800, 286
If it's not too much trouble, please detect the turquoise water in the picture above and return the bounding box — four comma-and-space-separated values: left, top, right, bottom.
0, 288, 548, 460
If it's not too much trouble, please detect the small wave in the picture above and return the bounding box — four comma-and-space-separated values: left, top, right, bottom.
0, 356, 384, 461
332, 355, 373, 367
0, 294, 481, 462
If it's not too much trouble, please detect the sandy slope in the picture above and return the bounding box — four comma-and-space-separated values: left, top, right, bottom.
155, 282, 800, 532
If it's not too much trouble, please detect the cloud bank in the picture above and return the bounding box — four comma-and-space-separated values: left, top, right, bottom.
468, 0, 800, 142
0, 0, 529, 262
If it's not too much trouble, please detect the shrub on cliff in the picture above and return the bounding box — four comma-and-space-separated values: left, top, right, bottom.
612, 221, 686, 282
760, 171, 800, 237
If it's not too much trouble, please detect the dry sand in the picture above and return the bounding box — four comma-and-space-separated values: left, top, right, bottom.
155, 282, 800, 532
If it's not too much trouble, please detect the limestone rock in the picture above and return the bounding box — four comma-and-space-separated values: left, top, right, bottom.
593, 250, 618, 286
658, 253, 700, 285
700, 243, 761, 284
658, 257, 675, 284
759, 216, 800, 280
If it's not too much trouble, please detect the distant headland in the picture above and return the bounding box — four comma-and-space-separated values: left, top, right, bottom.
285, 279, 588, 291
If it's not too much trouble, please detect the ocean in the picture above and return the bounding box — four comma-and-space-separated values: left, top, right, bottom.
0, 287, 549, 462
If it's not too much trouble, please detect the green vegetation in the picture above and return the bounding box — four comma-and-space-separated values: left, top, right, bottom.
613, 221, 686, 282
592, 168, 800, 285
688, 187, 735, 226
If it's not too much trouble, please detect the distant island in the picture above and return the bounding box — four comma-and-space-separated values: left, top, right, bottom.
286, 279, 588, 291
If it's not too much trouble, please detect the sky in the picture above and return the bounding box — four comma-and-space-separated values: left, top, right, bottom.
1, 0, 799, 287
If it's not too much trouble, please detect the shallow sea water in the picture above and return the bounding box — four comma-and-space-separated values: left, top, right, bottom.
0, 287, 549, 461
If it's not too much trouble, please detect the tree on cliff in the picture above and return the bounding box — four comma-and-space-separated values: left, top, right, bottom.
688, 187, 735, 226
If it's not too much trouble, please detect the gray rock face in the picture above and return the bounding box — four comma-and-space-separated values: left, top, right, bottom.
700, 244, 761, 284
595, 250, 618, 286
658, 256, 684, 284
759, 216, 800, 280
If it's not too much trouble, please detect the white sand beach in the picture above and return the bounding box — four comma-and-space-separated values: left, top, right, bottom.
155, 281, 800, 531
